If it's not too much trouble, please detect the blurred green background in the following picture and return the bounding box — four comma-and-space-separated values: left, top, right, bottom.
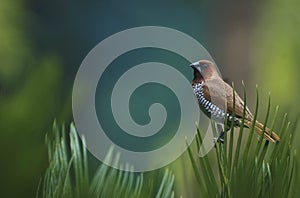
0, 0, 299, 197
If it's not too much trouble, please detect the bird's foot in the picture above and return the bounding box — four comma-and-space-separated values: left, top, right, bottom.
213, 127, 225, 144
213, 136, 224, 144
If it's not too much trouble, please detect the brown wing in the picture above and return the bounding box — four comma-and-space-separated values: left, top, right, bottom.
202, 78, 253, 120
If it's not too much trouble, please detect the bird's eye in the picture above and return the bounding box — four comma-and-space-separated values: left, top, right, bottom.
202, 64, 208, 68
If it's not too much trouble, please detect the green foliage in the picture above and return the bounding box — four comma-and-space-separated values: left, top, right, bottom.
38, 86, 298, 198
37, 122, 175, 198
187, 83, 299, 197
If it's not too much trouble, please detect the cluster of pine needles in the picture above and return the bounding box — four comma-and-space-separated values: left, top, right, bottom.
187, 84, 299, 197
37, 85, 299, 198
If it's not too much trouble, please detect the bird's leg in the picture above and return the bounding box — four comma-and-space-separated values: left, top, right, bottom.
217, 124, 225, 144
213, 124, 226, 144
215, 124, 231, 144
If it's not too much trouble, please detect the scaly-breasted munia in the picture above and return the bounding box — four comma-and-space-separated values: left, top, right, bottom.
190, 60, 280, 143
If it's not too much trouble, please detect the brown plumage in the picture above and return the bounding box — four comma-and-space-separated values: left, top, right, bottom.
190, 60, 280, 143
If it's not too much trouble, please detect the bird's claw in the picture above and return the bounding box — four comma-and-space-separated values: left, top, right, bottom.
213, 137, 224, 144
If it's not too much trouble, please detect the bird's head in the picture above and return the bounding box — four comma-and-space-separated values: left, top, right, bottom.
190, 60, 219, 82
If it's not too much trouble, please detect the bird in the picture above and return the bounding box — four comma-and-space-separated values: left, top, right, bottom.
190, 59, 280, 143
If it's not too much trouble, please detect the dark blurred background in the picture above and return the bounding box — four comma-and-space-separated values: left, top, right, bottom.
0, 0, 299, 197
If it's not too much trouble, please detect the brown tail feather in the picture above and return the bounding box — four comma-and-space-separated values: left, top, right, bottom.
244, 120, 280, 143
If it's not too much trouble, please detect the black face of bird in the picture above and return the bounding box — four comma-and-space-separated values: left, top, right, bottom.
192, 65, 203, 82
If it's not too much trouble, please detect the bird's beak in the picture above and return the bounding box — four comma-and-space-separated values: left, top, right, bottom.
190, 62, 198, 68
190, 62, 201, 72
